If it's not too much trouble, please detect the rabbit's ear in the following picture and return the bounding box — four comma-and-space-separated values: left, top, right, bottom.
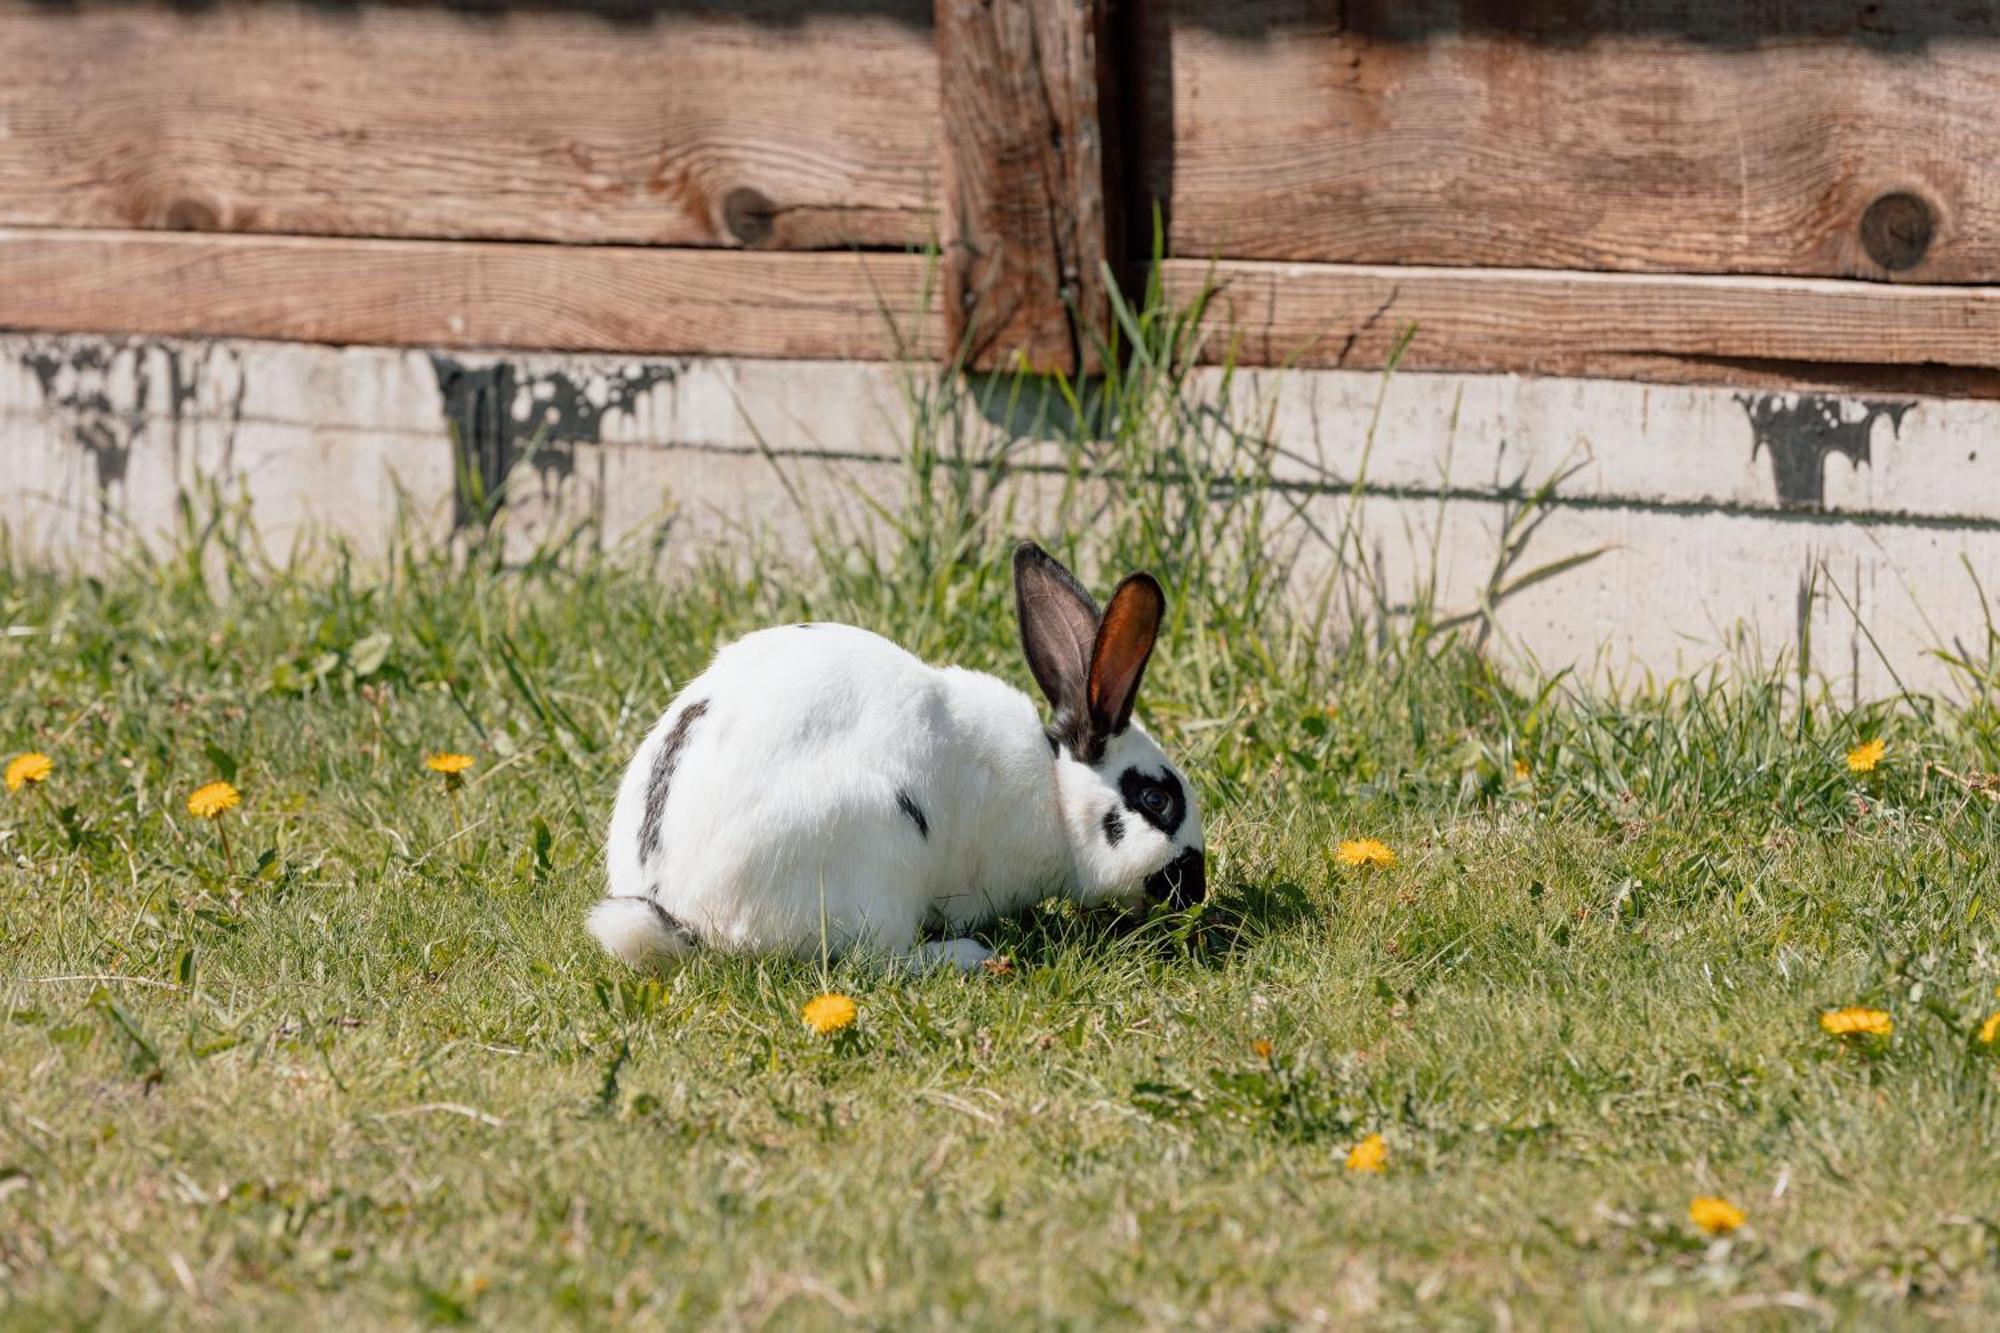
1014, 542, 1099, 722
1087, 573, 1164, 742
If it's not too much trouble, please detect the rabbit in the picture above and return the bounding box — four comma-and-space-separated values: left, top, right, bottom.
587, 541, 1206, 972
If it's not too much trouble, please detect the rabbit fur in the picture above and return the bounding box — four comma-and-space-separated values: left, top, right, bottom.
589, 543, 1205, 972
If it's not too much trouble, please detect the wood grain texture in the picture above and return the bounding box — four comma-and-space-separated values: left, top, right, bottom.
937, 0, 1114, 374
0, 0, 938, 249
1141, 1, 2000, 282
1164, 260, 2000, 376
0, 231, 941, 360
10, 232, 1999, 388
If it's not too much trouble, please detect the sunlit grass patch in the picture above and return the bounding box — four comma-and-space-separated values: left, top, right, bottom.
5, 277, 2000, 1326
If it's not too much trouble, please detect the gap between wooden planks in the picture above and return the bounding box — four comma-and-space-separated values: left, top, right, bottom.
3, 231, 1998, 382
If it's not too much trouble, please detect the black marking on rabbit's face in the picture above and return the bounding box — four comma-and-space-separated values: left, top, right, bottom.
1119, 767, 1186, 837
896, 788, 929, 839
639, 699, 708, 864
1102, 807, 1125, 846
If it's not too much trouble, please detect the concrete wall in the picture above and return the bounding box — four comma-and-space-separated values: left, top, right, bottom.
5, 332, 1998, 702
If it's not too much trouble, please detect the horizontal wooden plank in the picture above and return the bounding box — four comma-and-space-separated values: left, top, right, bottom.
8, 231, 2000, 390
0, 230, 942, 360
0, 0, 937, 249
1163, 259, 2000, 376
1142, 1, 2000, 282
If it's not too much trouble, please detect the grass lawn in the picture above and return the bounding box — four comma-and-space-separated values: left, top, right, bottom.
6, 345, 2000, 1327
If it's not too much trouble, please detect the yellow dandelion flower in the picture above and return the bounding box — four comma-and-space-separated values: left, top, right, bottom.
1819, 1006, 1893, 1038
802, 992, 857, 1036
1512, 758, 1531, 782
1337, 838, 1397, 869
1251, 1038, 1274, 1061
186, 781, 241, 820
1978, 1011, 2000, 1045
1689, 1196, 1745, 1235
5, 752, 52, 793
188, 779, 241, 874
1845, 738, 1886, 774
1345, 1133, 1388, 1174
425, 752, 475, 776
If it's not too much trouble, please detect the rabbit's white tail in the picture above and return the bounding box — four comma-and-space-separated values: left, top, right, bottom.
587, 897, 697, 969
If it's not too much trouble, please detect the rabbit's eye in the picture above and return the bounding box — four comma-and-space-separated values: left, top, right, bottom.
1119, 766, 1187, 836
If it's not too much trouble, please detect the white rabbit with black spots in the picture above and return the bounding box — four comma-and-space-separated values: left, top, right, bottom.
589, 542, 1205, 972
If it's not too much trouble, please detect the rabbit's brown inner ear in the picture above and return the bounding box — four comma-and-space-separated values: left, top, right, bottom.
1014, 543, 1100, 718
1088, 573, 1164, 739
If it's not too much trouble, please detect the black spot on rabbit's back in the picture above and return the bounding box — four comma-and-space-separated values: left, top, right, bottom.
639, 699, 708, 864
896, 789, 929, 839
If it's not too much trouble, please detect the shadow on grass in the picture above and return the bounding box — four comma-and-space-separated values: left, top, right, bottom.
976, 877, 1317, 971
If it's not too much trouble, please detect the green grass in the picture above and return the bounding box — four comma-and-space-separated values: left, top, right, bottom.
7, 316, 2000, 1328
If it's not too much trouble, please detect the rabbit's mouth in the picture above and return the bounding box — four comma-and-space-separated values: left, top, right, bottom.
1143, 846, 1206, 909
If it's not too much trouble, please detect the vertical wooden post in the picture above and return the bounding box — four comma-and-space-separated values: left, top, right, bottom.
936, 0, 1116, 377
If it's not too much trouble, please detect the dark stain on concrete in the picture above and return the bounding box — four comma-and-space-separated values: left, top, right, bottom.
429, 355, 677, 530
19, 340, 238, 512
430, 358, 517, 529
1737, 393, 1913, 511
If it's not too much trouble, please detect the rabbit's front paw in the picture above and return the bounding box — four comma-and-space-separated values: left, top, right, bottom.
906, 938, 995, 973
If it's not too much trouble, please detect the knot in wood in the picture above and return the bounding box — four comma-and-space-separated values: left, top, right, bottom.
1859, 192, 1934, 272
722, 187, 777, 247
163, 197, 222, 232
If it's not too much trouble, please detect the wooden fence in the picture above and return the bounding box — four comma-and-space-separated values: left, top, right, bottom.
3, 1, 1999, 392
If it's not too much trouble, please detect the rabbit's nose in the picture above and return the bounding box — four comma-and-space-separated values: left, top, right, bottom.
1145, 846, 1205, 909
